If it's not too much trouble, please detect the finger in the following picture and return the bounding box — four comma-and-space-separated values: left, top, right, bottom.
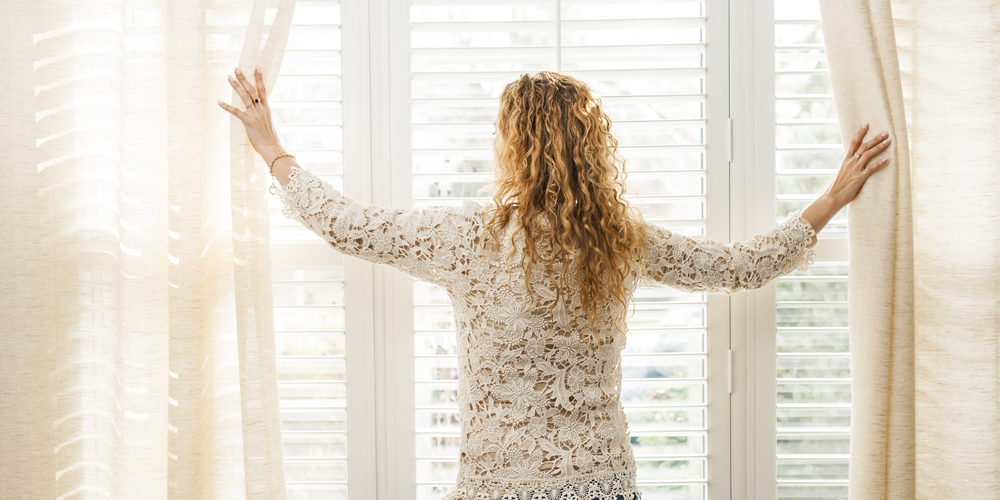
234, 67, 258, 102
847, 122, 868, 157
858, 130, 890, 157
863, 158, 890, 177
217, 100, 248, 122
228, 74, 253, 107
860, 135, 892, 163
254, 66, 267, 105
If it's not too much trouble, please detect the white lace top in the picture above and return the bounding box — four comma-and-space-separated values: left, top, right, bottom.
272, 165, 818, 500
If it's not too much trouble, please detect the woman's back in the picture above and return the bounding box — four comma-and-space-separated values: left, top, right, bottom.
447, 200, 640, 493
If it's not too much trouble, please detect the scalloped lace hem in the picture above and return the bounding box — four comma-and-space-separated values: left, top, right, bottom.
442, 469, 641, 500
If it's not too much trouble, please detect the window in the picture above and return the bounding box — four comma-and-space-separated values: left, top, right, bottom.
266, 1, 851, 499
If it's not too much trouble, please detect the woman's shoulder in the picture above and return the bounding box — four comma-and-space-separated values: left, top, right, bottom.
453, 198, 494, 226
459, 198, 488, 214
415, 199, 493, 242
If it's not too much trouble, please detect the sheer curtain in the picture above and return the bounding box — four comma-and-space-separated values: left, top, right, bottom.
0, 0, 296, 498
817, 0, 999, 498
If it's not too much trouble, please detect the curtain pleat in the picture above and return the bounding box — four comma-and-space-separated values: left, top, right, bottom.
818, 1, 1000, 498
0, 0, 296, 498
231, 1, 297, 498
817, 2, 916, 497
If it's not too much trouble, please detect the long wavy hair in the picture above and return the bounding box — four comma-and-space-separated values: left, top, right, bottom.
478, 71, 648, 352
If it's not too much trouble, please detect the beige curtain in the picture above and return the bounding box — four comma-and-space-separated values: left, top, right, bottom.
0, 0, 296, 498
817, 0, 999, 498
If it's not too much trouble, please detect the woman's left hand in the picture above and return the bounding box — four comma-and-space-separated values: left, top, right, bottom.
218, 66, 284, 159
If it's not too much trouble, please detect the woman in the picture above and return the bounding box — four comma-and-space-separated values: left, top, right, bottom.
219, 67, 891, 500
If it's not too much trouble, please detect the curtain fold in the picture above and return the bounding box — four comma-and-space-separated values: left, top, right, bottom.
818, 1, 999, 498
0, 0, 296, 498
231, 3, 296, 498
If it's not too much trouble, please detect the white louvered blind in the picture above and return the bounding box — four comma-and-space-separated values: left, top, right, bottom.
407, 1, 722, 499
268, 2, 350, 499
773, 1, 850, 498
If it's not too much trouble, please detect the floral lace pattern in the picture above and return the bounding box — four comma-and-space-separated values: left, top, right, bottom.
273, 166, 817, 500
638, 212, 817, 293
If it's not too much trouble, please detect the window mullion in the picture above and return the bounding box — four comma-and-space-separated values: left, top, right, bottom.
705, 0, 732, 497
364, 0, 418, 499
728, 0, 779, 498
749, 0, 779, 494
378, 0, 419, 499
342, 0, 379, 498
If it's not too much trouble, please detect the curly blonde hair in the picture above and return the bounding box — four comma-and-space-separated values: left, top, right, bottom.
479, 71, 648, 351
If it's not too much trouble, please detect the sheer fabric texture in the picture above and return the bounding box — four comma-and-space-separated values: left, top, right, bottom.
273, 165, 818, 500
0, 1, 294, 498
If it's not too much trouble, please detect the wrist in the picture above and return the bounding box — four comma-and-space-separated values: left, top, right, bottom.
260, 143, 286, 162
800, 192, 841, 239
820, 189, 848, 211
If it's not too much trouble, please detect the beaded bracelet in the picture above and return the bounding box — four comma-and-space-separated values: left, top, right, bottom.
269, 152, 296, 176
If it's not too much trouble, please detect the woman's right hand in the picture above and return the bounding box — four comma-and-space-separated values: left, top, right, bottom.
826, 122, 893, 206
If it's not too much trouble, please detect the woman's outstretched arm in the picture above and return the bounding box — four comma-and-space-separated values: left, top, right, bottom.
638, 122, 893, 294
637, 212, 818, 294
217, 65, 479, 286
268, 162, 479, 286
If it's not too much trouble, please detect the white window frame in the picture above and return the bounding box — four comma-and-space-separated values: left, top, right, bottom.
275, 1, 850, 498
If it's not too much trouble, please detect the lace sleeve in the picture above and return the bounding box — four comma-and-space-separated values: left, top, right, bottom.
270, 165, 479, 286
638, 211, 818, 293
